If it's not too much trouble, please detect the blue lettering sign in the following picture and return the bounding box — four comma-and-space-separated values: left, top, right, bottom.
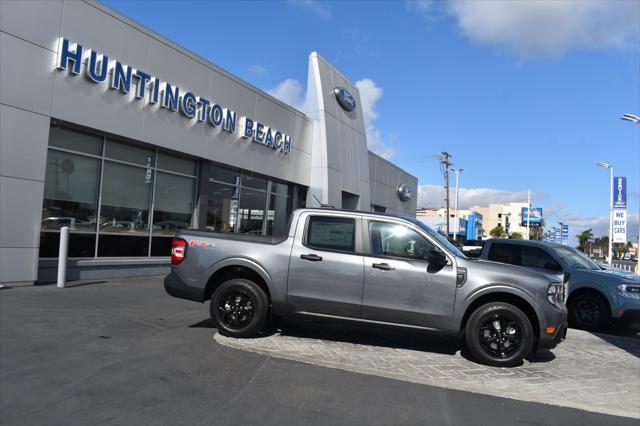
87, 51, 108, 83
161, 83, 180, 111
613, 176, 627, 209
209, 104, 224, 127
57, 38, 83, 75
110, 61, 132, 93
134, 70, 151, 99
54, 38, 292, 154
180, 92, 197, 119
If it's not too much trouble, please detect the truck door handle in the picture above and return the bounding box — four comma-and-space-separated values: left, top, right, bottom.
300, 254, 323, 262
372, 263, 395, 271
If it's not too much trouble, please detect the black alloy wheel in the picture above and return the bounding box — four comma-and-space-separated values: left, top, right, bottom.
465, 302, 534, 367
211, 279, 269, 338
568, 293, 608, 331
217, 289, 255, 330
478, 314, 522, 359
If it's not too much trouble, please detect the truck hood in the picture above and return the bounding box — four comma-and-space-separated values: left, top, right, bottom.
573, 268, 640, 284
464, 258, 560, 284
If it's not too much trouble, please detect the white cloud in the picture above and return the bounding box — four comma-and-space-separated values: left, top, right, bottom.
248, 64, 265, 75
267, 78, 306, 111
406, 0, 433, 14
408, 0, 640, 57
355, 78, 396, 160
447, 0, 640, 57
287, 0, 332, 19
417, 184, 533, 209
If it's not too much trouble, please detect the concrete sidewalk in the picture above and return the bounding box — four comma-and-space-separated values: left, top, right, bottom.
1, 277, 637, 426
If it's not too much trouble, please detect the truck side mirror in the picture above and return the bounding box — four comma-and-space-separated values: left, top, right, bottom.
426, 250, 447, 267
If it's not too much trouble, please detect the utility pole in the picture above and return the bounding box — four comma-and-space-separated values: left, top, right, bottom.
452, 168, 463, 241
440, 152, 452, 238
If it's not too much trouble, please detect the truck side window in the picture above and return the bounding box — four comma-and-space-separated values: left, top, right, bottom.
487, 243, 522, 266
523, 246, 562, 271
369, 221, 435, 261
306, 216, 355, 252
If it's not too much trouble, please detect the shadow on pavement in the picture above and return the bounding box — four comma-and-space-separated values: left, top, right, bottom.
273, 317, 461, 356
590, 322, 640, 359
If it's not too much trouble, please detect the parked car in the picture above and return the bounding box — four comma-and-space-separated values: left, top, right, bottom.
478, 239, 640, 330
165, 208, 567, 367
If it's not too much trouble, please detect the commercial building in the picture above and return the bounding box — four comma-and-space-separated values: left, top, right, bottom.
415, 208, 483, 242
0, 0, 417, 285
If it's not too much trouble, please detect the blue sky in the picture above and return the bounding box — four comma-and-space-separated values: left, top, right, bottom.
102, 0, 640, 242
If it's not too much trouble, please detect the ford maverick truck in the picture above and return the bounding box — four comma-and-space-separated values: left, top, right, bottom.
165, 209, 567, 366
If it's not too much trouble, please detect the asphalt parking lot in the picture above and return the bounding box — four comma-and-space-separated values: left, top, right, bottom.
1, 277, 639, 426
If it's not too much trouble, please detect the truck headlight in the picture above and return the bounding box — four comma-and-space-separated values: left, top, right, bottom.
617, 284, 640, 299
547, 283, 564, 305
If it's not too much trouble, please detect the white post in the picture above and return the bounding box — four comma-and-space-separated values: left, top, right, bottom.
526, 189, 531, 240
57, 226, 69, 288
608, 167, 614, 265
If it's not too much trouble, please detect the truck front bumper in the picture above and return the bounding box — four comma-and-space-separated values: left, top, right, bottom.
537, 303, 568, 351
164, 271, 205, 303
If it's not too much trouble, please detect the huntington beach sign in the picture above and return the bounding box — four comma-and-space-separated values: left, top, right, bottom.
55, 38, 292, 154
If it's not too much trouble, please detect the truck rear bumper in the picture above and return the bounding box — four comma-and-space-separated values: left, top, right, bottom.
164, 271, 205, 303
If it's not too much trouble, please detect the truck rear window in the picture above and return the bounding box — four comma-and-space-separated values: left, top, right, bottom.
306, 216, 355, 252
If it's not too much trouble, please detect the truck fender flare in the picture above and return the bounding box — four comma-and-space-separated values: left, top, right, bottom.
205, 257, 273, 288
456, 284, 544, 331
565, 282, 614, 315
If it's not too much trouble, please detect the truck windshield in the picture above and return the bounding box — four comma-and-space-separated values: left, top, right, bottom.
409, 219, 467, 259
550, 246, 600, 270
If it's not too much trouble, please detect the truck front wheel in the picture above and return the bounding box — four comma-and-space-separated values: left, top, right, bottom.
211, 279, 269, 338
465, 302, 534, 367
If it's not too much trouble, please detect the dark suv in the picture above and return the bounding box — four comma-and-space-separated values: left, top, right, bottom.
479, 239, 640, 330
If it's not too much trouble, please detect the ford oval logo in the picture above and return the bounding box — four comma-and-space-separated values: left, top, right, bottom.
398, 184, 412, 202
334, 87, 356, 112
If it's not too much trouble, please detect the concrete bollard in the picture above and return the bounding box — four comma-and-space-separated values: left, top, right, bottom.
57, 226, 69, 288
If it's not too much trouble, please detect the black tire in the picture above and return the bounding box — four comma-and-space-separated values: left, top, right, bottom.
465, 302, 534, 367
567, 292, 609, 331
210, 279, 269, 338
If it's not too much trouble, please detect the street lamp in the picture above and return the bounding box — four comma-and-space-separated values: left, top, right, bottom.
621, 113, 640, 274
596, 161, 613, 265
452, 168, 463, 241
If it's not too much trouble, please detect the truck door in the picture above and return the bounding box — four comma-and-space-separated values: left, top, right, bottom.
287, 213, 364, 318
361, 219, 457, 329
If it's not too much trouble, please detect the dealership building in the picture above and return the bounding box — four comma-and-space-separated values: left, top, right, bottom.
0, 0, 417, 286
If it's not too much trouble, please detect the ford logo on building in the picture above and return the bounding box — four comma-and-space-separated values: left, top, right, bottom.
398, 184, 412, 202
334, 87, 356, 112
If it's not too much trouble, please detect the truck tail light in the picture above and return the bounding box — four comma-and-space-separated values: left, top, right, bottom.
171, 238, 187, 265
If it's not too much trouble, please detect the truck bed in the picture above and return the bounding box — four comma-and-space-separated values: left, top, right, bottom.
178, 229, 288, 245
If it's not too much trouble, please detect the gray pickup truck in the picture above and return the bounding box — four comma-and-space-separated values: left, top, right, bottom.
478, 239, 640, 330
165, 208, 567, 366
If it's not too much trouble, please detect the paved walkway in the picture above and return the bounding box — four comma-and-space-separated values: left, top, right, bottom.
216, 320, 640, 418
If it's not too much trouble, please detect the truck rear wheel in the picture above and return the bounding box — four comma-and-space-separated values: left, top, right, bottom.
211, 279, 269, 338
465, 302, 534, 367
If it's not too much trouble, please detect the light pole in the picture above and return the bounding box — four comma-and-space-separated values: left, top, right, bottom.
597, 161, 614, 264
621, 113, 639, 274
452, 168, 463, 241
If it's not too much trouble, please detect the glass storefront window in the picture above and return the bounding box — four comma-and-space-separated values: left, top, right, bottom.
100, 161, 152, 234
206, 181, 238, 232
271, 181, 289, 196
105, 139, 155, 166
42, 150, 100, 232
49, 126, 103, 156
266, 194, 289, 236
241, 174, 268, 191
210, 165, 240, 185
238, 189, 267, 234
153, 172, 194, 235
157, 152, 197, 175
